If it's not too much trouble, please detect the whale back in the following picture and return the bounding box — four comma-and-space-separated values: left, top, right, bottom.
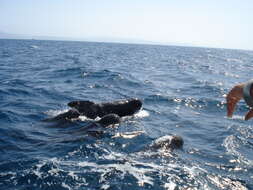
97, 114, 120, 127
98, 98, 142, 117
68, 100, 99, 119
68, 98, 142, 119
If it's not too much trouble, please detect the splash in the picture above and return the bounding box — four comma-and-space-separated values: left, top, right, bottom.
30, 45, 39, 49
112, 131, 144, 139
228, 115, 245, 120
134, 109, 150, 118
44, 109, 69, 117
223, 135, 253, 166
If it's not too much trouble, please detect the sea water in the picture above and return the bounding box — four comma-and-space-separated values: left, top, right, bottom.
0, 39, 253, 189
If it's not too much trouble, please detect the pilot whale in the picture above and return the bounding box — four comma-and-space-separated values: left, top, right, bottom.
43, 109, 80, 122
96, 113, 121, 127
78, 113, 121, 137
44, 111, 120, 128
149, 135, 184, 150
43, 98, 141, 121
68, 98, 142, 119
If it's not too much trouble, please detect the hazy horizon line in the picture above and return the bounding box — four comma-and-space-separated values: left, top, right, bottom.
0, 31, 252, 52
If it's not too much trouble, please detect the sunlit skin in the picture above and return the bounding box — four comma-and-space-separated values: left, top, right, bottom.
226, 83, 253, 120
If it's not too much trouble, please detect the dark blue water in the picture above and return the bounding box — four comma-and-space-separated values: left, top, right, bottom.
1, 39, 253, 190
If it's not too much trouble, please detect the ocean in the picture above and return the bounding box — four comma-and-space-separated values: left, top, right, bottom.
0, 39, 253, 190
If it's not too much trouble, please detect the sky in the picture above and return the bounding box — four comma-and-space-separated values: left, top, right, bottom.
0, 0, 252, 50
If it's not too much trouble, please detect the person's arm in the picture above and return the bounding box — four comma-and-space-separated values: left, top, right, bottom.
226, 80, 253, 120
245, 109, 253, 120
242, 79, 253, 120
226, 83, 244, 117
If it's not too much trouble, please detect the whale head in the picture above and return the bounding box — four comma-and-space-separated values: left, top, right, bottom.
68, 100, 98, 119
169, 135, 184, 149
97, 114, 120, 127
127, 98, 142, 113
152, 135, 184, 150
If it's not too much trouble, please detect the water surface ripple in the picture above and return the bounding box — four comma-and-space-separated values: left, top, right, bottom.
0, 39, 253, 190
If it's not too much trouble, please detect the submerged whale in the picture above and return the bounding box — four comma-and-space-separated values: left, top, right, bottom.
44, 112, 120, 128
43, 109, 80, 122
68, 98, 142, 119
77, 113, 121, 137
96, 113, 121, 127
150, 135, 184, 150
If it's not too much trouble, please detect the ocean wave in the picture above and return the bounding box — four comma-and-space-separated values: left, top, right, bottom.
1, 40, 253, 189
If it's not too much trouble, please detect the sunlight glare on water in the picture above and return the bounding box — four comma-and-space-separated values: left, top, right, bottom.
0, 39, 252, 189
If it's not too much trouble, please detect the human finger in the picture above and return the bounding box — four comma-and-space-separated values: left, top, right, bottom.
245, 109, 253, 120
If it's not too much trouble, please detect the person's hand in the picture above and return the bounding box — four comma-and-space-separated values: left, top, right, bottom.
245, 108, 253, 120
226, 83, 244, 118
226, 83, 253, 120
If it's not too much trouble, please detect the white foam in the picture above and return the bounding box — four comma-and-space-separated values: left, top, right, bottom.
134, 109, 150, 118
207, 175, 247, 190
226, 58, 243, 63
226, 115, 245, 120
112, 131, 144, 139
77, 160, 154, 186
164, 181, 177, 190
153, 135, 173, 145
101, 184, 110, 190
223, 135, 253, 166
68, 171, 79, 181
31, 45, 39, 49
45, 109, 69, 117
79, 115, 94, 121
61, 182, 71, 190
48, 168, 62, 176
31, 150, 227, 189
44, 108, 95, 122
223, 72, 240, 78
